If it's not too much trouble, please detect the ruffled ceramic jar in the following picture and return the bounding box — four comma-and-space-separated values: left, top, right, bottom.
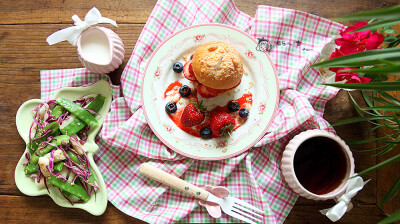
281, 129, 355, 201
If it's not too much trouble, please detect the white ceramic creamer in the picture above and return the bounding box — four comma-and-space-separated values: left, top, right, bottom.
73, 15, 124, 74
46, 7, 125, 74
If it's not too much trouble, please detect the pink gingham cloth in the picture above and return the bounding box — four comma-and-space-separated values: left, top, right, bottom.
40, 0, 344, 223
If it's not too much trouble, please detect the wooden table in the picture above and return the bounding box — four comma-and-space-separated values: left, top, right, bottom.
1, 0, 399, 223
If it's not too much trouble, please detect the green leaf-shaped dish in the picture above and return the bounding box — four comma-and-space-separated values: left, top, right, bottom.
14, 80, 112, 216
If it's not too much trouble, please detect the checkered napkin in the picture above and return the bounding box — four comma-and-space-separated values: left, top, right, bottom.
40, 0, 344, 223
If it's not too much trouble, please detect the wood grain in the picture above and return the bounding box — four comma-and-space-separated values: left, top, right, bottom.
1, 0, 398, 223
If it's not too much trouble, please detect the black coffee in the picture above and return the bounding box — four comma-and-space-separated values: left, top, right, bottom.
293, 137, 348, 195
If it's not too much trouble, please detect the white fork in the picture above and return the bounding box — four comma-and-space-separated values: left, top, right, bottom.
139, 163, 264, 224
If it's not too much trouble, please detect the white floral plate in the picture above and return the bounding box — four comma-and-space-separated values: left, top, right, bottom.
14, 80, 112, 215
141, 24, 279, 160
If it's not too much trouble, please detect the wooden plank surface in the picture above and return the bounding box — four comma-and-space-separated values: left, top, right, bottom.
1, 0, 398, 223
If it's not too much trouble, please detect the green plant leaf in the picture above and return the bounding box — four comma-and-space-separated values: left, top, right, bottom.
385, 28, 398, 34
380, 92, 400, 106
365, 95, 397, 106
365, 74, 389, 82
346, 135, 396, 145
360, 106, 400, 112
350, 91, 379, 117
387, 37, 400, 48
351, 143, 390, 152
351, 19, 400, 33
381, 139, 400, 144
325, 82, 400, 91
357, 153, 400, 176
336, 4, 400, 21
379, 176, 400, 206
384, 36, 399, 43
374, 143, 397, 156
378, 208, 400, 224
361, 90, 374, 108
367, 124, 386, 135
312, 47, 400, 68
360, 91, 385, 117
394, 114, 400, 126
332, 116, 393, 126
343, 66, 400, 75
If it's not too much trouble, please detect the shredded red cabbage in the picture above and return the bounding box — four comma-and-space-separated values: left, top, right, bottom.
25, 97, 100, 205
58, 188, 75, 205
57, 188, 85, 205
47, 167, 68, 182
32, 114, 44, 130
59, 146, 84, 169
37, 168, 43, 183
74, 96, 94, 107
38, 169, 50, 194
23, 152, 31, 165
28, 121, 36, 142
49, 150, 54, 171
84, 108, 100, 116
47, 99, 57, 105
37, 136, 57, 151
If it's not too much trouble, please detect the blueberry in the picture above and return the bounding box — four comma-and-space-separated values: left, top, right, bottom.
172, 62, 184, 73
200, 127, 212, 139
179, 85, 191, 97
239, 108, 249, 118
228, 100, 240, 112
165, 102, 177, 114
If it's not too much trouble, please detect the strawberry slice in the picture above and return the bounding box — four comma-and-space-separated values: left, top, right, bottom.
197, 84, 221, 98
183, 60, 197, 81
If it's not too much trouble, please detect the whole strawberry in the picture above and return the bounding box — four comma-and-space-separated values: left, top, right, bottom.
210, 112, 235, 137
181, 101, 206, 127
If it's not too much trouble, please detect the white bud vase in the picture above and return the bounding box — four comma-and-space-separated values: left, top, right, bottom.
73, 15, 125, 74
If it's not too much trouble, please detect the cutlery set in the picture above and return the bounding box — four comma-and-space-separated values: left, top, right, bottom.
139, 163, 264, 223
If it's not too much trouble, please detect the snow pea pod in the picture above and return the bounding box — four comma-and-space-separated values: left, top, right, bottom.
28, 122, 60, 154
51, 105, 64, 119
66, 151, 96, 184
25, 135, 70, 175
60, 94, 106, 136
53, 161, 64, 172
48, 174, 90, 202
56, 97, 98, 127
24, 163, 38, 174
66, 151, 81, 164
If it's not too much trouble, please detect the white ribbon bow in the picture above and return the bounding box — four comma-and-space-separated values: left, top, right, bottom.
46, 7, 117, 46
320, 175, 369, 222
